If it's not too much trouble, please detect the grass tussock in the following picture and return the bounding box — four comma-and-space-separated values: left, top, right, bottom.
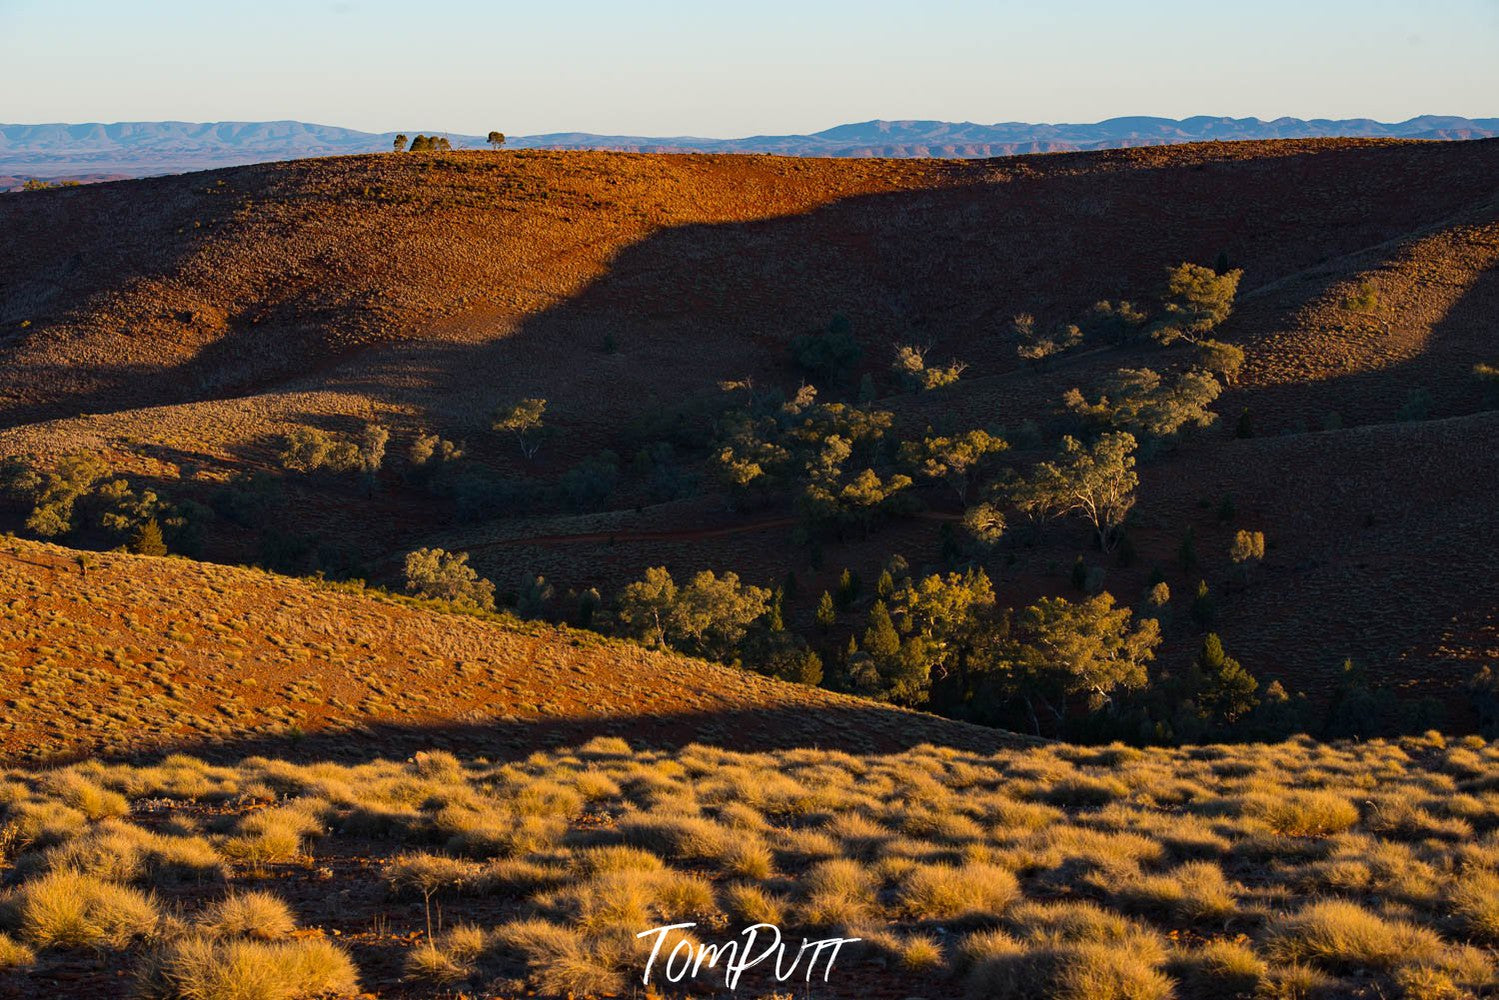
196, 891, 298, 940
0, 932, 36, 969
136, 936, 360, 999
1265, 899, 1444, 971
12, 870, 159, 949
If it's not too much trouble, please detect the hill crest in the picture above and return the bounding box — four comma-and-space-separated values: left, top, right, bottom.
4, 114, 1497, 183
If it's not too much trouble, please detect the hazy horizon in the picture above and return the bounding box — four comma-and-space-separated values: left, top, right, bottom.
5, 112, 1498, 140
3, 0, 1496, 138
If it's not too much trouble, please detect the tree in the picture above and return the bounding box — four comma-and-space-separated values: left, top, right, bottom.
1011, 432, 1139, 551
128, 518, 168, 556
1179, 525, 1197, 570
614, 567, 770, 662
403, 548, 496, 611
0, 453, 109, 538
862, 600, 901, 661
835, 568, 859, 608
409, 431, 464, 472
1190, 579, 1214, 627
900, 429, 1008, 502
889, 568, 997, 700
393, 134, 409, 153
280, 427, 358, 474
515, 574, 556, 619
962, 502, 1006, 550
797, 437, 912, 536
1084, 300, 1147, 344
1196, 633, 1259, 723
1063, 368, 1221, 440
1153, 263, 1242, 345
1146, 581, 1170, 608
1013, 313, 1082, 367
487, 131, 506, 150
1475, 362, 1499, 406
1008, 592, 1160, 725
614, 566, 678, 649
791, 316, 862, 383
493, 398, 548, 460
1196, 340, 1245, 384
849, 600, 931, 705
1229, 529, 1265, 583
891, 344, 967, 392
815, 590, 837, 629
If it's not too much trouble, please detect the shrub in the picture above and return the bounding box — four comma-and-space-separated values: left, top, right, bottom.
136, 936, 360, 999
16, 870, 160, 948
1265, 899, 1444, 971
573, 845, 664, 876
792, 316, 862, 382
896, 932, 945, 970
51, 773, 129, 820
384, 852, 482, 896
719, 837, 774, 879
197, 891, 297, 940
218, 806, 321, 866
405, 924, 485, 983
1256, 961, 1337, 1000
42, 820, 227, 884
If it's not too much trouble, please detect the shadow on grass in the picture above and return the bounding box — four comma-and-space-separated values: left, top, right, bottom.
74, 702, 1034, 768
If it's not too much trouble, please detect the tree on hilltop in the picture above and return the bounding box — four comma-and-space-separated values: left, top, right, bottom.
393, 134, 408, 152
487, 131, 506, 150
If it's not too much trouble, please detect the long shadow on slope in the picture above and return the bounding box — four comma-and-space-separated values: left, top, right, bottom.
76, 703, 1030, 768
317, 143, 1499, 455
1220, 210, 1499, 432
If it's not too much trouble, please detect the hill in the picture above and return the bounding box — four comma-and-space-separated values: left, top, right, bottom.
0, 536, 1010, 763
1, 138, 1496, 733
4, 115, 1497, 182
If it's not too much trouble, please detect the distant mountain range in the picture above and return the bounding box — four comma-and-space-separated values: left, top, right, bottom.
4, 116, 1497, 183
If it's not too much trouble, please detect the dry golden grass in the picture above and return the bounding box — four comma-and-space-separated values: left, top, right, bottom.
0, 734, 1490, 997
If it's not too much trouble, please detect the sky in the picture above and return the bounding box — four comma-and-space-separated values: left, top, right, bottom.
2, 0, 1496, 136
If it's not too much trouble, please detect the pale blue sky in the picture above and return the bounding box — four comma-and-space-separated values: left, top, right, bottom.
2, 0, 1496, 136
